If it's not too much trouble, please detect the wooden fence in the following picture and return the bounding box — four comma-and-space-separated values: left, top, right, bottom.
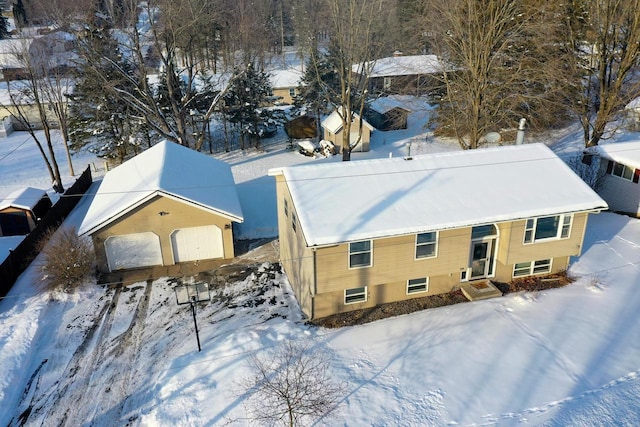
0, 166, 93, 297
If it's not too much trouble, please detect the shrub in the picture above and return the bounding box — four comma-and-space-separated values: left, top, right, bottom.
38, 226, 95, 292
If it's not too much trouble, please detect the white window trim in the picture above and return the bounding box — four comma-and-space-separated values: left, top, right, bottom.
512, 258, 553, 278
415, 231, 438, 260
348, 240, 373, 269
344, 286, 367, 304
406, 277, 429, 295
610, 161, 635, 182
523, 214, 573, 244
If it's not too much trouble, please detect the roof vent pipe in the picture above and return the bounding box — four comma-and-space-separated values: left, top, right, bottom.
515, 118, 526, 145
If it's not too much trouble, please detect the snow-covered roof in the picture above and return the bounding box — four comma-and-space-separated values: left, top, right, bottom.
0, 187, 47, 211
0, 79, 75, 106
368, 96, 411, 114
0, 38, 33, 68
354, 55, 445, 78
625, 97, 640, 110
269, 69, 303, 89
270, 143, 607, 246
79, 141, 244, 236
321, 109, 374, 134
593, 141, 640, 168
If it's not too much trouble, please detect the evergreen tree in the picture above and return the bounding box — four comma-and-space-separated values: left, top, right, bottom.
223, 64, 272, 149
294, 53, 337, 139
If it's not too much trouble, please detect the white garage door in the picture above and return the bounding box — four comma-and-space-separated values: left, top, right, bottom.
171, 225, 224, 263
105, 232, 163, 271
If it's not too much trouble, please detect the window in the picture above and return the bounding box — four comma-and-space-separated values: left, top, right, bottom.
383, 77, 392, 89
349, 240, 372, 268
524, 214, 572, 244
289, 88, 296, 97
345, 287, 367, 304
292, 213, 297, 233
513, 259, 552, 277
283, 198, 289, 217
416, 232, 437, 259
407, 277, 428, 294
607, 160, 639, 183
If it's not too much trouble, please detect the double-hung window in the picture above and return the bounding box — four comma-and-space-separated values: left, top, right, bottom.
345, 287, 367, 304
407, 277, 429, 294
513, 259, 552, 278
292, 212, 297, 233
416, 232, 437, 259
524, 214, 572, 244
349, 240, 372, 268
283, 198, 289, 217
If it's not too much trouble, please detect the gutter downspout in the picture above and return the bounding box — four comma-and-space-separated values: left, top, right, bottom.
311, 248, 317, 320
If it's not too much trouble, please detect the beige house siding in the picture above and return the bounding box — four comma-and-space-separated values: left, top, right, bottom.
275, 176, 315, 318
322, 124, 371, 152
1, 103, 63, 130
272, 87, 297, 105
91, 194, 235, 273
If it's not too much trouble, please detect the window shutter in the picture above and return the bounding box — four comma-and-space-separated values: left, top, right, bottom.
606, 160, 614, 174
634, 168, 640, 184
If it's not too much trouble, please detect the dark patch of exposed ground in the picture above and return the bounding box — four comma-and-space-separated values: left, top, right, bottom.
314, 272, 572, 328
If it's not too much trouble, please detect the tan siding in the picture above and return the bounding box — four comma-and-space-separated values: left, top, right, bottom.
91, 195, 235, 272
504, 213, 589, 266
272, 88, 295, 105
315, 228, 470, 294
313, 273, 461, 319
275, 176, 315, 318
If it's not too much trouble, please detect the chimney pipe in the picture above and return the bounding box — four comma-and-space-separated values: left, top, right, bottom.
515, 118, 526, 145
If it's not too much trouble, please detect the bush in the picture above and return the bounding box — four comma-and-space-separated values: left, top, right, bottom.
38, 226, 95, 292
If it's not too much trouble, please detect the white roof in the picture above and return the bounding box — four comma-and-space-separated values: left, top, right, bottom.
625, 97, 640, 110
0, 187, 47, 211
79, 141, 243, 235
269, 69, 303, 89
271, 143, 607, 246
354, 55, 445, 78
368, 96, 411, 114
594, 141, 640, 168
321, 109, 374, 134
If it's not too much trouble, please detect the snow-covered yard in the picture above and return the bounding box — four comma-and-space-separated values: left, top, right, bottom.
1, 106, 640, 425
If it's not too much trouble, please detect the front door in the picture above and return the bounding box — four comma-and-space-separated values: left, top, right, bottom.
470, 240, 493, 280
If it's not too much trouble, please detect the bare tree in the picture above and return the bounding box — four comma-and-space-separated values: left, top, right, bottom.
563, 0, 640, 147
419, 0, 570, 149
0, 38, 71, 191
242, 341, 345, 427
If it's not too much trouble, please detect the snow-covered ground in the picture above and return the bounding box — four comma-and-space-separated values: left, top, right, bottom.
1, 105, 640, 426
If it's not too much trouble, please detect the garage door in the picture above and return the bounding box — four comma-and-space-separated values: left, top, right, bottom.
171, 225, 224, 263
105, 232, 163, 271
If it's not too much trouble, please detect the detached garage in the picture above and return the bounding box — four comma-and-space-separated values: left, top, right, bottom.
79, 140, 244, 273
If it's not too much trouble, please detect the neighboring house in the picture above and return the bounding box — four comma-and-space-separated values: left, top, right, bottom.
366, 96, 410, 131
591, 141, 640, 216
0, 79, 74, 131
269, 143, 607, 320
321, 109, 374, 153
79, 140, 244, 273
268, 69, 303, 105
0, 187, 51, 236
353, 53, 446, 96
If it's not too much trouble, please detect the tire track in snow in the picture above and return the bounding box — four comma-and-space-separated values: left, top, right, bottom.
19, 286, 123, 426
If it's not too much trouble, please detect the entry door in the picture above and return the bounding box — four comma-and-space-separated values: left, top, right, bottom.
470, 240, 492, 280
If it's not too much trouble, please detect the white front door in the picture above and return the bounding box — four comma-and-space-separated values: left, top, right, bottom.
171, 225, 224, 263
105, 232, 163, 271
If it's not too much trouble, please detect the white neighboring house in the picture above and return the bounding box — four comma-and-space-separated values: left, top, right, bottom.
624, 97, 640, 131
591, 141, 640, 217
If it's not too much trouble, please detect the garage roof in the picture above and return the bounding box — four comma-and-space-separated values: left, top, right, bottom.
79, 141, 244, 235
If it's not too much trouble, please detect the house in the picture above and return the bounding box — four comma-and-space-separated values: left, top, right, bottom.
624, 97, 640, 131
268, 69, 303, 105
353, 53, 447, 96
269, 143, 607, 320
366, 96, 410, 131
321, 109, 374, 152
0, 187, 52, 236
590, 141, 640, 216
79, 140, 244, 273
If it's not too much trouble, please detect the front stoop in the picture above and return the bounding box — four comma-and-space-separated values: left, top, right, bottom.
461, 280, 503, 301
